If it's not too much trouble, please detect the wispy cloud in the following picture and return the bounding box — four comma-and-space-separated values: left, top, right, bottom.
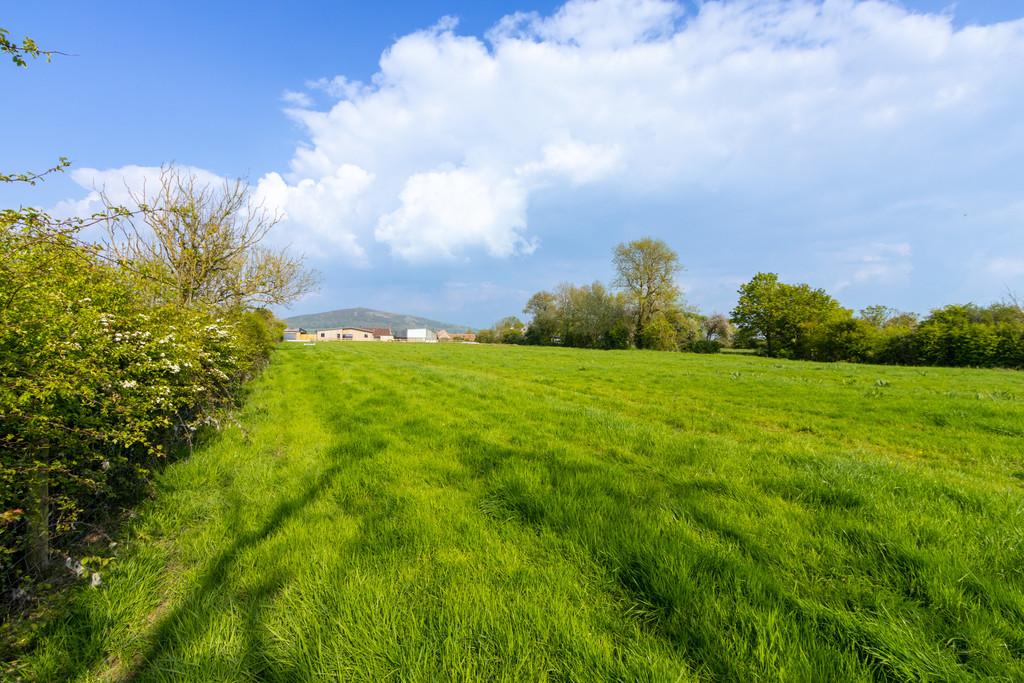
832, 241, 913, 292
281, 90, 314, 108
987, 257, 1024, 279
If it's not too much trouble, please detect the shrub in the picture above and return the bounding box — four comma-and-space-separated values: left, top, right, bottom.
0, 219, 291, 594
802, 316, 874, 362
994, 323, 1024, 368
601, 319, 632, 350
872, 326, 918, 366
690, 339, 723, 354
640, 312, 679, 351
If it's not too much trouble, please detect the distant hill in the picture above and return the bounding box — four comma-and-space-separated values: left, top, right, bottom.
283, 307, 472, 333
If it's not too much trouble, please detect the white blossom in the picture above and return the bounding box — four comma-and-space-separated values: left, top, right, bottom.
65, 557, 85, 577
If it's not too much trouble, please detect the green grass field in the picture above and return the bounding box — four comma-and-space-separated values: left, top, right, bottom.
10, 343, 1024, 681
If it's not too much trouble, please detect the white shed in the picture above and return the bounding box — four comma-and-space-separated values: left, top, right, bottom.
405, 328, 438, 343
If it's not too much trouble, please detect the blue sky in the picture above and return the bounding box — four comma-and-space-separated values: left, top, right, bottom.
3, 0, 1023, 328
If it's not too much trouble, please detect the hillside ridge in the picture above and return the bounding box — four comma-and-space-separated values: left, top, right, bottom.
284, 306, 471, 333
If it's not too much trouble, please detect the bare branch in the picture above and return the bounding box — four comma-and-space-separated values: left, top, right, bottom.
100, 165, 318, 309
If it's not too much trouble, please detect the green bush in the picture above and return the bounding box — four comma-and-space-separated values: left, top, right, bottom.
0, 223, 286, 592
801, 316, 874, 362
639, 312, 679, 351
871, 326, 917, 366
994, 323, 1024, 368
601, 319, 632, 350
910, 306, 1018, 368
689, 339, 723, 354
235, 308, 287, 374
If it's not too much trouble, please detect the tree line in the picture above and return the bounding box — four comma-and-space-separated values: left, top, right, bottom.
478, 241, 1023, 369
1, 32, 316, 595
732, 273, 1023, 367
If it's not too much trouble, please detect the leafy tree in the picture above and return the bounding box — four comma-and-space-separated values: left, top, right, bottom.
885, 311, 919, 329
731, 273, 784, 354
640, 311, 679, 351
731, 273, 846, 357
973, 302, 1024, 325
804, 314, 874, 362
858, 305, 895, 328
871, 325, 918, 365
522, 290, 560, 345
1009, 290, 1022, 316
1, 215, 282, 579
557, 282, 631, 349
0, 27, 109, 576
612, 238, 681, 347
492, 316, 526, 344
912, 305, 1003, 367
603, 319, 632, 350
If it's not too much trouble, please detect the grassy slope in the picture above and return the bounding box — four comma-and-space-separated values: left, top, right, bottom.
11, 344, 1024, 681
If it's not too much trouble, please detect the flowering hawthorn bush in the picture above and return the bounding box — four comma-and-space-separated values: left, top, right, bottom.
0, 219, 282, 593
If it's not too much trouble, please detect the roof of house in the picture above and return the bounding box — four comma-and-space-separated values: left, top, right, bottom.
317, 327, 375, 333
370, 327, 392, 337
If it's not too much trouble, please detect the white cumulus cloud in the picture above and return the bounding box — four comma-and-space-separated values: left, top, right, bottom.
375, 168, 533, 262
254, 165, 375, 260
267, 0, 1024, 262
52, 0, 1024, 279
54, 165, 227, 218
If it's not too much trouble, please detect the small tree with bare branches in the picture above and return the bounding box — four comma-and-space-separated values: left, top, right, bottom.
103, 166, 318, 310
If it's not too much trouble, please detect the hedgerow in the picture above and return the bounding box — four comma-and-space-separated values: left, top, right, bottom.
0, 217, 285, 596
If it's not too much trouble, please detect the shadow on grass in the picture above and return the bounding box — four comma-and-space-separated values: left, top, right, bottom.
113, 463, 345, 682
105, 391, 397, 681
